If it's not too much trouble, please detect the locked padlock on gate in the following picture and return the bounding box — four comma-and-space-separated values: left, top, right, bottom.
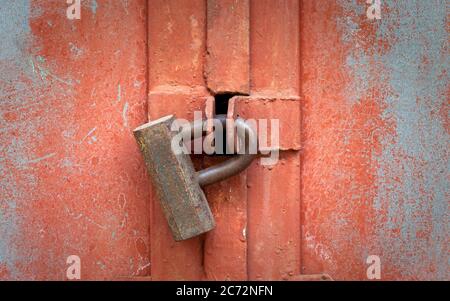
133, 114, 257, 241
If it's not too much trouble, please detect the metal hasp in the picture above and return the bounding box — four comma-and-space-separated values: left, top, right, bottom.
133, 114, 257, 241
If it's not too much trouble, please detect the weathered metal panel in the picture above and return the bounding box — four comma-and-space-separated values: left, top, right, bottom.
232, 96, 301, 150
147, 0, 207, 280
203, 0, 250, 280
247, 0, 302, 280
203, 159, 248, 280
0, 0, 447, 281
301, 0, 449, 280
0, 0, 150, 279
205, 0, 250, 94
250, 0, 300, 97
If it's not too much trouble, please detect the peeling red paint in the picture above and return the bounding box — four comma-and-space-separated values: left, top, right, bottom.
1, 0, 150, 280
1, 0, 447, 280
300, 0, 448, 280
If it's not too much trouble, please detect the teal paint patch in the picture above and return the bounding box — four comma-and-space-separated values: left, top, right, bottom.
0, 200, 18, 273
0, 0, 32, 278
90, 0, 98, 15
338, 0, 449, 279
1, 1, 78, 279
0, 0, 30, 61
337, 0, 364, 43
373, 0, 449, 280
338, 0, 382, 105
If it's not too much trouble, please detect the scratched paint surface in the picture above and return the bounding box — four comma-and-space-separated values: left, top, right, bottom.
301, 0, 448, 280
0, 1, 150, 279
0, 0, 448, 280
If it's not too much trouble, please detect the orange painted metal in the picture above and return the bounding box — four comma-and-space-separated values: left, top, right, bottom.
247, 151, 301, 280
203, 0, 250, 280
0, 1, 150, 279
148, 0, 206, 89
205, 0, 250, 94
232, 96, 301, 150
148, 0, 207, 280
246, 0, 302, 280
203, 161, 248, 280
250, 0, 300, 97
1, 0, 447, 281
300, 1, 448, 280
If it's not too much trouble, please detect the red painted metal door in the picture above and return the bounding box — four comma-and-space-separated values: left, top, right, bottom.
1, 1, 151, 279
147, 0, 303, 280
0, 0, 448, 280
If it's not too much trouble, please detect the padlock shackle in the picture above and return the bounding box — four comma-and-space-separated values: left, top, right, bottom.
180, 114, 258, 187
133, 114, 258, 240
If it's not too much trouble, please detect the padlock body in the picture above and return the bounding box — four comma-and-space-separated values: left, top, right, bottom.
134, 115, 215, 241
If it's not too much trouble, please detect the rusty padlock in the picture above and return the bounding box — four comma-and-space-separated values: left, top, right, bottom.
133, 114, 257, 241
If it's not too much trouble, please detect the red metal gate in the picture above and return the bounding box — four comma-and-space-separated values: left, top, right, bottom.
0, 0, 447, 280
